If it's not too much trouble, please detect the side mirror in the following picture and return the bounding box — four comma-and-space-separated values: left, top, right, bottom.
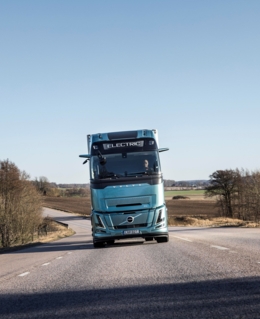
79, 154, 90, 165
158, 148, 169, 153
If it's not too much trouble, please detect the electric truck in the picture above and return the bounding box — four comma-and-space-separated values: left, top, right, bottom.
79, 129, 169, 248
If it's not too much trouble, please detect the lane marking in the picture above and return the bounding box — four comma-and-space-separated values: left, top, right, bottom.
211, 245, 229, 250
173, 236, 193, 242
56, 257, 63, 259
42, 263, 50, 266
67, 252, 72, 254
18, 272, 30, 277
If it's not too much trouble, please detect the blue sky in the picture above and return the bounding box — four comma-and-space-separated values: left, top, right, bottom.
1, 0, 260, 183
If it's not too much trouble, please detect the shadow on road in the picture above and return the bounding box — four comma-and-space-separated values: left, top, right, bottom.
45, 215, 88, 222
4, 238, 149, 254
168, 226, 249, 233
1, 276, 260, 318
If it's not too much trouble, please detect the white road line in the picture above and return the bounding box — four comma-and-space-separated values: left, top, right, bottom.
18, 272, 30, 277
173, 236, 193, 242
56, 257, 63, 259
42, 263, 50, 266
211, 245, 229, 250
67, 252, 72, 254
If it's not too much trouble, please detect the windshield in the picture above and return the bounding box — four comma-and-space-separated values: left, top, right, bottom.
90, 151, 161, 180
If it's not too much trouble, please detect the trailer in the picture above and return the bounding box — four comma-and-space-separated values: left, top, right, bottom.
79, 129, 169, 247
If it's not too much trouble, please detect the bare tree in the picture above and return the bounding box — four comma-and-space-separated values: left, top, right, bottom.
0, 159, 42, 248
205, 170, 239, 218
237, 169, 260, 222
34, 176, 50, 195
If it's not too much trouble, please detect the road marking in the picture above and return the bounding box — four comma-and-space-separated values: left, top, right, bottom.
67, 252, 72, 254
173, 236, 193, 242
257, 262, 260, 264
211, 245, 229, 250
18, 272, 30, 277
42, 263, 50, 266
56, 257, 63, 259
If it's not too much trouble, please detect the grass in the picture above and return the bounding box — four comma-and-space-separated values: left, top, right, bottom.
37, 219, 75, 243
165, 190, 206, 197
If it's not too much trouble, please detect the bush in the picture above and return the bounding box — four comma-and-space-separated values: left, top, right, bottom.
172, 196, 190, 200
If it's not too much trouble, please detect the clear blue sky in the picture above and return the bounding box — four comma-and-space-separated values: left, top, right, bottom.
1, 0, 260, 183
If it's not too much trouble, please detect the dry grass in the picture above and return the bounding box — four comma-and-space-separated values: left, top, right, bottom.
0, 219, 74, 253
37, 219, 75, 243
168, 216, 259, 227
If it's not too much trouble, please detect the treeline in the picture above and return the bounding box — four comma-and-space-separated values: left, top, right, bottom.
56, 183, 89, 189
164, 179, 210, 188
33, 177, 90, 197
206, 169, 260, 222
0, 160, 42, 248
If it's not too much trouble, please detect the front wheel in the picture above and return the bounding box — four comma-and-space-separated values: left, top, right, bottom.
156, 236, 169, 243
93, 241, 105, 248
106, 240, 115, 245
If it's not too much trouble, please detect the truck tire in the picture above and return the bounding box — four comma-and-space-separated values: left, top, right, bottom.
156, 236, 169, 243
106, 240, 115, 245
93, 241, 105, 248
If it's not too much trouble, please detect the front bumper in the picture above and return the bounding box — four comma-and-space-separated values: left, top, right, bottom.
93, 228, 168, 243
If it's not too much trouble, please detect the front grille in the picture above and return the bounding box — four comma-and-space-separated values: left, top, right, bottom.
114, 223, 147, 229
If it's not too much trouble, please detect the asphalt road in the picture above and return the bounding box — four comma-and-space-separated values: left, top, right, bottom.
0, 208, 260, 319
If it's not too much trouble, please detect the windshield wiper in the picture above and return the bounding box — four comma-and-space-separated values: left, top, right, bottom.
127, 172, 147, 176
127, 170, 156, 176
98, 151, 107, 165
99, 172, 121, 179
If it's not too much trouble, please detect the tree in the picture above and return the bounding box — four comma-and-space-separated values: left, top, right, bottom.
236, 169, 260, 222
0, 159, 42, 247
34, 176, 50, 195
205, 170, 239, 218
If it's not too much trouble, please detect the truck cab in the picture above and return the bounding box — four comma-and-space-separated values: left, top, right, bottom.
79, 129, 169, 247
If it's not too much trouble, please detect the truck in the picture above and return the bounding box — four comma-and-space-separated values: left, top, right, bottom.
79, 129, 169, 248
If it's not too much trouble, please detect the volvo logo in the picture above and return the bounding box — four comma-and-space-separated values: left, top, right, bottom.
127, 216, 134, 223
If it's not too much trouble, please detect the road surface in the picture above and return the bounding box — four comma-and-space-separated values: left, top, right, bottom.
0, 207, 260, 318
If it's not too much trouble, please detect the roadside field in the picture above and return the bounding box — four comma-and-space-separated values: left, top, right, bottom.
43, 196, 91, 215
166, 199, 218, 217
164, 189, 216, 201
165, 190, 206, 197
44, 196, 217, 217
43, 196, 259, 227
43, 196, 218, 223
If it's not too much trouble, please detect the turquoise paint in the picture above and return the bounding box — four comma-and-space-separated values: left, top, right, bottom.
79, 129, 169, 246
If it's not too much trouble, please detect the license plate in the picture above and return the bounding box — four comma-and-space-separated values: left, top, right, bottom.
123, 230, 141, 235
